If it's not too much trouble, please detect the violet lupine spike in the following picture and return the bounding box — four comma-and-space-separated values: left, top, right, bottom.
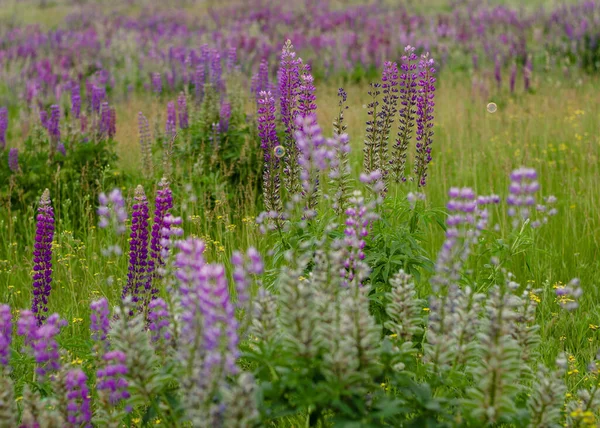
295, 115, 334, 219
219, 101, 231, 134
148, 178, 173, 302
71, 85, 81, 119
57, 143, 66, 157
394, 46, 419, 182
226, 47, 237, 72
278, 40, 302, 195
341, 191, 379, 288
90, 297, 110, 347
158, 215, 183, 274
363, 82, 381, 175
0, 107, 7, 150
8, 148, 18, 173
257, 91, 282, 215
122, 185, 150, 312
40, 110, 48, 129
194, 65, 205, 101
65, 369, 92, 426
494, 56, 502, 89
297, 62, 317, 122
0, 304, 11, 368
48, 105, 61, 144
431, 187, 487, 292
209, 49, 223, 90
253, 58, 270, 100
18, 312, 66, 381
177, 93, 188, 130
377, 60, 399, 189
97, 350, 130, 406
137, 112, 153, 178
507, 167, 540, 228
148, 298, 171, 343
91, 85, 105, 115
32, 189, 55, 325
413, 53, 436, 187
100, 102, 111, 138
165, 101, 177, 140
151, 72, 162, 95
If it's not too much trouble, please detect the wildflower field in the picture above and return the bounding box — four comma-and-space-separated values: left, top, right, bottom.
0, 0, 599, 426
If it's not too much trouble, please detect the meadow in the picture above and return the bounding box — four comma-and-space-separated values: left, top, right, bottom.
0, 0, 599, 426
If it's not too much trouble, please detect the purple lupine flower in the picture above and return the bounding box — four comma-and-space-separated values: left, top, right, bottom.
32, 189, 55, 325
177, 93, 188, 130
0, 107, 7, 150
65, 369, 92, 426
194, 65, 205, 101
122, 186, 150, 311
48, 105, 61, 144
98, 188, 128, 236
252, 59, 270, 99
148, 178, 173, 302
175, 239, 239, 382
90, 298, 110, 346
413, 53, 436, 187
231, 247, 263, 308
71, 85, 81, 119
341, 191, 379, 287
8, 147, 18, 172
100, 102, 111, 138
151, 72, 162, 95
97, 350, 130, 405
377, 60, 399, 187
507, 167, 539, 227
148, 298, 171, 343
394, 45, 419, 182
510, 62, 517, 93
22, 313, 66, 380
209, 49, 223, 90
297, 62, 317, 122
0, 304, 11, 367
91, 85, 105, 115
257, 91, 282, 214
219, 101, 231, 134
57, 142, 66, 156
226, 47, 237, 72
137, 112, 153, 176
165, 101, 176, 140
494, 56, 502, 89
40, 110, 49, 129
431, 187, 488, 291
278, 40, 302, 157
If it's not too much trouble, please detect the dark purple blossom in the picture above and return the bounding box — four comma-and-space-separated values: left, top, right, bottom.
32, 189, 55, 325
219, 101, 231, 133
57, 142, 66, 156
90, 298, 110, 346
48, 104, 61, 144
194, 65, 205, 101
122, 185, 150, 311
148, 178, 173, 302
71, 84, 81, 119
151, 72, 162, 95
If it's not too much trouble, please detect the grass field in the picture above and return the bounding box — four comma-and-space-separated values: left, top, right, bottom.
1, 0, 600, 426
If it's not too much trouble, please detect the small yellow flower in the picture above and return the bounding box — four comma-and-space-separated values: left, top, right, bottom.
132, 418, 141, 424
529, 292, 541, 303
568, 369, 579, 375
72, 318, 84, 324
72, 358, 83, 365
422, 308, 430, 312
389, 334, 398, 339
589, 324, 599, 331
